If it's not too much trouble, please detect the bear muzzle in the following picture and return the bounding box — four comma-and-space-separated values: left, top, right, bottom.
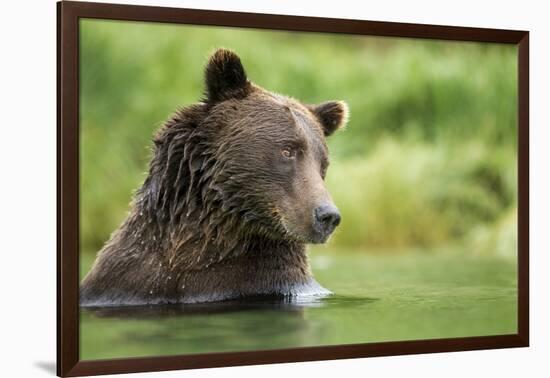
311, 203, 341, 243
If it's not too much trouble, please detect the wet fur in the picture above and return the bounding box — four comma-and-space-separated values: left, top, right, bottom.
80, 49, 346, 306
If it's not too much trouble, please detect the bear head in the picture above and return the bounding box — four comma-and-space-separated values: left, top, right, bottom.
149, 49, 348, 247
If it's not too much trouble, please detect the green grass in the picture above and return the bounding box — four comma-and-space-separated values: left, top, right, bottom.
323, 139, 517, 254
80, 19, 518, 256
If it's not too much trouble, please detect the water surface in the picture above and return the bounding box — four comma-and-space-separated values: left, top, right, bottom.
80, 250, 517, 360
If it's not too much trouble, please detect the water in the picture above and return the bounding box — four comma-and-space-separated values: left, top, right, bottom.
80, 250, 517, 360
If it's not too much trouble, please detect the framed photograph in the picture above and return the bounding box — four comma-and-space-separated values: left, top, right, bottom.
57, 1, 529, 376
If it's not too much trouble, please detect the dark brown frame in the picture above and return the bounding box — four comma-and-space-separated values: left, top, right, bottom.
57, 1, 529, 376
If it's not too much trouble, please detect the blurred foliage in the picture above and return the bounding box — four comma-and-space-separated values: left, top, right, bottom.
323, 139, 516, 250
80, 19, 518, 258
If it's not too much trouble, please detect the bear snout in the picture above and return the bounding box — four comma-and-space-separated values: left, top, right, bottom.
311, 203, 341, 243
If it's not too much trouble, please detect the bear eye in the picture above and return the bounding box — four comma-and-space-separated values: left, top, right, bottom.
281, 147, 296, 159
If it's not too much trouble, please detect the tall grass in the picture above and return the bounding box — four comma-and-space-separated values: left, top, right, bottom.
324, 139, 516, 256
80, 19, 517, 257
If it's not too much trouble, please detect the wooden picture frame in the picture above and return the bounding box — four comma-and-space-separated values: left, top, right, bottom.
57, 1, 529, 376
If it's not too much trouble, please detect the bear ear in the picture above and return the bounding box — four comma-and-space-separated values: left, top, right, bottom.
204, 48, 250, 102
309, 101, 349, 136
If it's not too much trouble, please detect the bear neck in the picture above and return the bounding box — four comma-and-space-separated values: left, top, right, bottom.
83, 202, 316, 305
123, 190, 309, 275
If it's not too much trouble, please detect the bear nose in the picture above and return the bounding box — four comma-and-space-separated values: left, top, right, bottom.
314, 204, 341, 231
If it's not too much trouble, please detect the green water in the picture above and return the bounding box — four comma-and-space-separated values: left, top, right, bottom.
79, 250, 517, 360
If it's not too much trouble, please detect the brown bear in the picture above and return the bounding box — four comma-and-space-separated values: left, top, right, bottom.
80, 49, 348, 306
